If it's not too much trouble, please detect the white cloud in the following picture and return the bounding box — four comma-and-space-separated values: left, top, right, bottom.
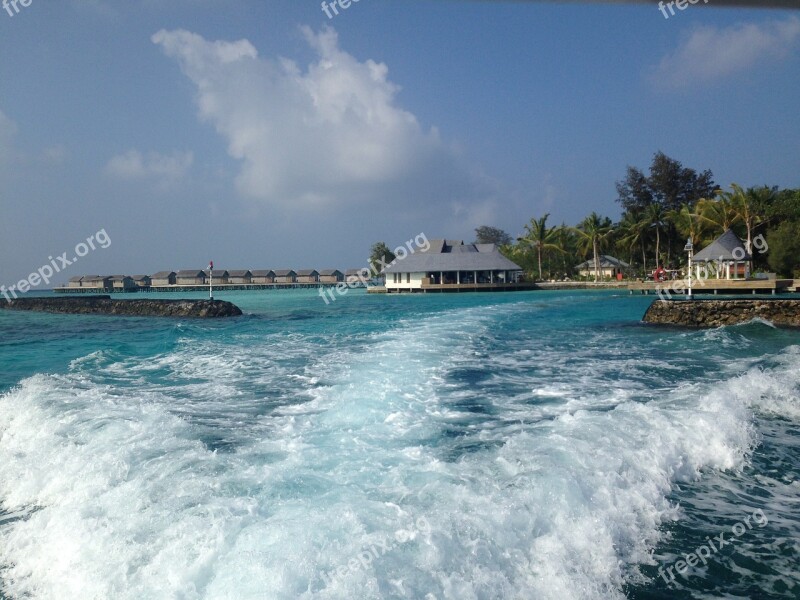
652, 16, 800, 89
105, 149, 193, 180
151, 26, 496, 221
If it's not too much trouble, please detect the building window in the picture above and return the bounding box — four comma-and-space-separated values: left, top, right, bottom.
406, 273, 410, 283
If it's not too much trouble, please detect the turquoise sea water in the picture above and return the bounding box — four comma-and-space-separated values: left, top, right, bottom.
0, 289, 798, 599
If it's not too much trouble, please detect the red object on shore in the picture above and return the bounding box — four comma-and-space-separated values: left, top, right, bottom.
653, 267, 666, 282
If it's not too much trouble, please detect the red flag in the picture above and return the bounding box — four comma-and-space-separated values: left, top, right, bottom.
209, 260, 214, 270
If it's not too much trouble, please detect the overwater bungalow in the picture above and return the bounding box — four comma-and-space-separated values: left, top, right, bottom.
176, 270, 207, 285
251, 270, 275, 284
296, 269, 319, 283
82, 275, 112, 290
151, 271, 176, 286
319, 269, 344, 283
345, 268, 370, 285
110, 275, 136, 291
227, 270, 252, 285
132, 275, 151, 288
274, 270, 296, 283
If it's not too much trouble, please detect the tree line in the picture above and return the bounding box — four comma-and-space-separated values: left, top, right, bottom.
476, 152, 800, 281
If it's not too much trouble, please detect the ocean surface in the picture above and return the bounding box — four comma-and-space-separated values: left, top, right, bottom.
0, 289, 798, 600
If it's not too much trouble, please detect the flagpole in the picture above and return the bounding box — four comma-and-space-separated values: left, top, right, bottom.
209, 260, 214, 300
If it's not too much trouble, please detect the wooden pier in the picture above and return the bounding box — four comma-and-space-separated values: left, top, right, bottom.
628, 279, 795, 296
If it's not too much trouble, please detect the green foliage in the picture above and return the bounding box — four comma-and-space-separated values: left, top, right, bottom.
474, 226, 513, 246
488, 156, 798, 282
516, 214, 566, 280
766, 221, 800, 277
767, 188, 800, 222
571, 213, 614, 281
368, 242, 396, 278
616, 151, 715, 214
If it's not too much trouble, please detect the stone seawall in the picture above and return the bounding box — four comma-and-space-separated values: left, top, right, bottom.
643, 299, 800, 328
0, 296, 242, 318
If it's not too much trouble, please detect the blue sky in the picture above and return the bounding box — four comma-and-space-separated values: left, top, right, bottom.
1, 0, 799, 286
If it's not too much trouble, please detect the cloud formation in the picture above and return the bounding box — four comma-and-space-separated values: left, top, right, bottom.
151, 27, 495, 219
653, 16, 800, 89
105, 149, 193, 180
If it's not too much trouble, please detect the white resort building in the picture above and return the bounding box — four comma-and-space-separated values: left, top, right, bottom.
382, 239, 524, 293
575, 255, 630, 279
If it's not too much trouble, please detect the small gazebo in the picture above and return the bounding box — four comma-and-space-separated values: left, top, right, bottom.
692, 229, 751, 280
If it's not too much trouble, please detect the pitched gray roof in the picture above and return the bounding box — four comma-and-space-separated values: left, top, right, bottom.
250, 270, 275, 277
319, 269, 343, 276
296, 269, 319, 276
273, 269, 296, 276
176, 270, 206, 277
151, 271, 175, 278
693, 229, 751, 262
575, 255, 630, 269
227, 270, 252, 277
383, 239, 521, 273
346, 268, 370, 276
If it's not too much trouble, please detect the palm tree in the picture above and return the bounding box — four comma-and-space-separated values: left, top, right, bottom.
551, 224, 576, 278
572, 213, 614, 282
668, 204, 704, 246
519, 214, 564, 280
696, 194, 741, 237
727, 184, 771, 255
644, 203, 668, 269
616, 211, 649, 275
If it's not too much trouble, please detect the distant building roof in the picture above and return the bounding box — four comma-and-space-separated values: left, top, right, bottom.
151, 271, 176, 278
319, 269, 343, 276
176, 270, 206, 277
383, 239, 521, 273
250, 270, 275, 277
131, 275, 151, 281
346, 268, 370, 276
274, 269, 296, 276
575, 255, 631, 270
693, 229, 751, 263
227, 270, 252, 277
296, 269, 319, 276
69, 276, 84, 282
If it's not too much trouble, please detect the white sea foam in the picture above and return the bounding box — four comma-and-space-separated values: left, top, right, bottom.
0, 302, 797, 599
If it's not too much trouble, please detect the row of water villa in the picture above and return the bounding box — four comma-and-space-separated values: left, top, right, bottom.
54, 239, 532, 295
54, 269, 372, 293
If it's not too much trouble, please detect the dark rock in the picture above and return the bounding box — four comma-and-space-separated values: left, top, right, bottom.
642, 299, 800, 328
0, 296, 242, 318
